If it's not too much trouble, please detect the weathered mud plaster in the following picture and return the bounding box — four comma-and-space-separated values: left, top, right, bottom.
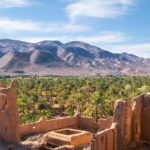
0, 80, 20, 144
0, 80, 150, 150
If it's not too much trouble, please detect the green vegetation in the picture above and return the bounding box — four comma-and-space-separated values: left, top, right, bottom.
1, 76, 150, 124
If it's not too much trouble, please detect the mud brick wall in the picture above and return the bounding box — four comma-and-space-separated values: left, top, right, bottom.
19, 116, 78, 137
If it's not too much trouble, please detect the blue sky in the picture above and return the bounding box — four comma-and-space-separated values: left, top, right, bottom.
0, 0, 150, 58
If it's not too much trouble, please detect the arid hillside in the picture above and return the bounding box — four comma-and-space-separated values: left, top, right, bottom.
0, 39, 150, 76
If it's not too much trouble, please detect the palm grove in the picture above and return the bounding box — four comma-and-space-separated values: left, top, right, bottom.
1, 76, 150, 124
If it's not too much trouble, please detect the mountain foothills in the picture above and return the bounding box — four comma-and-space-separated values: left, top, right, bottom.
0, 39, 150, 76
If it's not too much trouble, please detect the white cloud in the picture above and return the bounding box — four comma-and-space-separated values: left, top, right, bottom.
0, 19, 38, 31
18, 31, 127, 44
107, 43, 150, 58
66, 0, 134, 21
0, 0, 30, 8
76, 31, 127, 43
0, 18, 90, 33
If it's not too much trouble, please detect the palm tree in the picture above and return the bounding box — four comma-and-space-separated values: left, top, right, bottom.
91, 91, 104, 121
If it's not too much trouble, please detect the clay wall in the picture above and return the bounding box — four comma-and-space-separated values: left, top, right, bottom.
20, 114, 103, 137
77, 114, 99, 132
0, 81, 20, 144
132, 93, 150, 143
132, 94, 143, 142
91, 123, 117, 150
113, 98, 132, 150
98, 116, 113, 130
141, 94, 150, 142
19, 116, 78, 137
91, 98, 132, 150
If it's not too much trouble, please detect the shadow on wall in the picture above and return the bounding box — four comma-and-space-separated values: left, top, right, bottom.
91, 94, 150, 150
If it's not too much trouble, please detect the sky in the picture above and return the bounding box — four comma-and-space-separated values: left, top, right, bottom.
0, 0, 150, 58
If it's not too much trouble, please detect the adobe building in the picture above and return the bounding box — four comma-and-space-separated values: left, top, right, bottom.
0, 80, 150, 150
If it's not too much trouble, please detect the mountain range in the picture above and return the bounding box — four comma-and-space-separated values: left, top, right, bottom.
0, 39, 150, 76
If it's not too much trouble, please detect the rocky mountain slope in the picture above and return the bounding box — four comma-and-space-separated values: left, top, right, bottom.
0, 39, 150, 76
